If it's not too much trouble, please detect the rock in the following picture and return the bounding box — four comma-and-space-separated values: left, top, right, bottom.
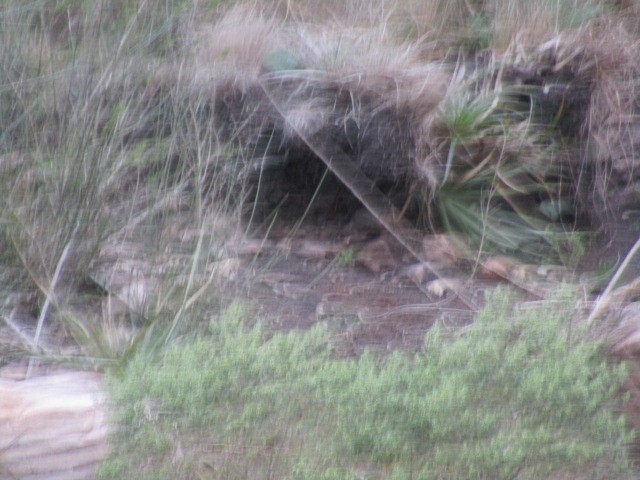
425, 278, 461, 298
0, 371, 108, 480
421, 234, 468, 265
396, 262, 434, 284
480, 256, 517, 280
356, 238, 396, 274
609, 302, 640, 357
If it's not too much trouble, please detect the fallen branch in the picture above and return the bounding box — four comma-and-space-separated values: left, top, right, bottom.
587, 235, 640, 326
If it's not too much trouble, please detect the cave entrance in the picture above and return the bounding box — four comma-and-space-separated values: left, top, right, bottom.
243, 141, 364, 234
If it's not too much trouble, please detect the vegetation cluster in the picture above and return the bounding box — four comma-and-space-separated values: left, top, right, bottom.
102, 292, 633, 479
1, 0, 640, 478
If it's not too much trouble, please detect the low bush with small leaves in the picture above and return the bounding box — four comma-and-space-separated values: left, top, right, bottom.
101, 290, 633, 480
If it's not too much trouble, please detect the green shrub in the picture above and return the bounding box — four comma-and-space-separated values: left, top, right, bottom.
324, 289, 633, 478
102, 290, 633, 479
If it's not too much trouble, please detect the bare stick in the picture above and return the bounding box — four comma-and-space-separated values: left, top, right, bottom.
27, 240, 73, 378
587, 235, 640, 326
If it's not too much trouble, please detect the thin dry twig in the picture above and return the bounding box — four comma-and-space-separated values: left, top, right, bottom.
27, 240, 74, 378
587, 234, 640, 326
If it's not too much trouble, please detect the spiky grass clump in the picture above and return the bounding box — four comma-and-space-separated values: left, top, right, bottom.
0, 0, 240, 364
413, 67, 580, 262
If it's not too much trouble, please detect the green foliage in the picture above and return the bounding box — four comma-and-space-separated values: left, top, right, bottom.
103, 302, 332, 479
0, 0, 236, 367
432, 86, 580, 262
102, 290, 633, 479
0, 0, 636, 477
460, 13, 492, 51
336, 248, 357, 267
263, 49, 302, 72
329, 289, 632, 478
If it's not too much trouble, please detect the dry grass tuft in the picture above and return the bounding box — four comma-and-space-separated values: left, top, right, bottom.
191, 4, 289, 83
583, 21, 640, 219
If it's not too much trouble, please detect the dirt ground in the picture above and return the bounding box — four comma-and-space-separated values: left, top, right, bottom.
80, 198, 640, 357
231, 216, 485, 356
